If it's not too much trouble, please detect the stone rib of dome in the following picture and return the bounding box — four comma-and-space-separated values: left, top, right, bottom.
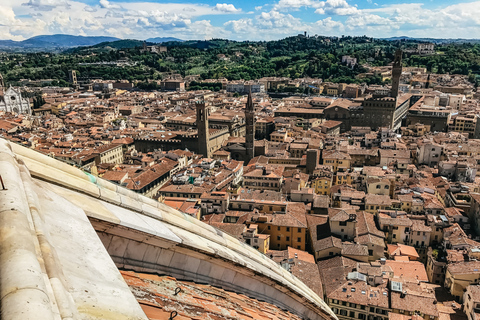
0, 138, 337, 320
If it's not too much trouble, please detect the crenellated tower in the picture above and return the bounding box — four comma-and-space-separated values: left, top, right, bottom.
196, 100, 211, 158
391, 49, 402, 99
245, 91, 255, 164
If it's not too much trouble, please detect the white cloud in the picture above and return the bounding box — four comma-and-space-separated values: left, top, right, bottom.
274, 0, 358, 15
1, 0, 480, 42
274, 0, 324, 10
224, 9, 308, 40
224, 18, 253, 33
214, 3, 241, 13
22, 0, 71, 11
99, 0, 120, 9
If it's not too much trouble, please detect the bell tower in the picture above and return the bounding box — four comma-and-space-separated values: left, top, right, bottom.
196, 100, 211, 158
245, 90, 255, 164
391, 49, 402, 98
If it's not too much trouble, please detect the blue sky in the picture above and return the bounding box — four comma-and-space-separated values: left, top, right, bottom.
1, 0, 480, 41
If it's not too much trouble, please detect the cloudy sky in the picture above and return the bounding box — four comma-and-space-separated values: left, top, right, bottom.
1, 0, 480, 41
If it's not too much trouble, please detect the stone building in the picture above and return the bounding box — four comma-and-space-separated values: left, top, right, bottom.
362, 50, 409, 130
245, 91, 255, 164
196, 100, 212, 158
0, 74, 31, 115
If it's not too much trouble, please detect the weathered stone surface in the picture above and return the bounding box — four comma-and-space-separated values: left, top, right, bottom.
0, 138, 337, 320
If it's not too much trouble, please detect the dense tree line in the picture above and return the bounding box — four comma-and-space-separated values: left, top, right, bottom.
2, 36, 480, 88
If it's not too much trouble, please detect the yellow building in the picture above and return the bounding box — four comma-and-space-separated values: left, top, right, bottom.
334, 171, 354, 186
366, 178, 392, 196
445, 261, 480, 301
463, 285, 480, 320
312, 172, 333, 196
243, 224, 270, 254
248, 203, 308, 251
364, 194, 392, 213
270, 130, 287, 142
328, 209, 357, 240
325, 85, 339, 96
323, 151, 351, 173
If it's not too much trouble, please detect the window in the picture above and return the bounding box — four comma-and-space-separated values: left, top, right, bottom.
277, 236, 281, 241
370, 307, 375, 313
368, 250, 373, 256
376, 185, 381, 189
286, 237, 290, 241
384, 185, 389, 189
417, 231, 420, 236
342, 301, 347, 306
278, 227, 281, 231
267, 226, 271, 230
350, 311, 356, 318
297, 237, 301, 242
329, 252, 333, 256
339, 221, 347, 226
298, 228, 302, 233
359, 314, 366, 320
393, 234, 396, 239
286, 227, 290, 232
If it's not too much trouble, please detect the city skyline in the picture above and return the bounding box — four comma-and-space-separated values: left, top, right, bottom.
1, 0, 480, 41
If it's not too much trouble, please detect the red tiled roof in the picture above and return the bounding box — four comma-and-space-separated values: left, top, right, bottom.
121, 270, 305, 320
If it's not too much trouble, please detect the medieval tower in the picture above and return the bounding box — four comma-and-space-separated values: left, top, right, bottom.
245, 91, 255, 164
391, 49, 402, 98
69, 70, 78, 85
196, 100, 211, 158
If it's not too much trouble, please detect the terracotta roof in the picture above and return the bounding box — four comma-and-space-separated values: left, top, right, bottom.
318, 256, 357, 296
323, 150, 351, 160
378, 213, 412, 227
209, 222, 246, 239
387, 244, 420, 259
447, 261, 480, 275
328, 208, 356, 222
356, 211, 385, 239
390, 287, 439, 317
327, 280, 389, 308
384, 260, 428, 282
271, 202, 307, 228
364, 194, 393, 206
411, 219, 432, 232
121, 270, 306, 320
287, 247, 315, 264
342, 243, 369, 256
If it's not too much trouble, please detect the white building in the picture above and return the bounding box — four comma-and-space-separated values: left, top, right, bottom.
0, 74, 31, 115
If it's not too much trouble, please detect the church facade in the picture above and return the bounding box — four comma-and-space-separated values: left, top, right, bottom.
0, 74, 31, 115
